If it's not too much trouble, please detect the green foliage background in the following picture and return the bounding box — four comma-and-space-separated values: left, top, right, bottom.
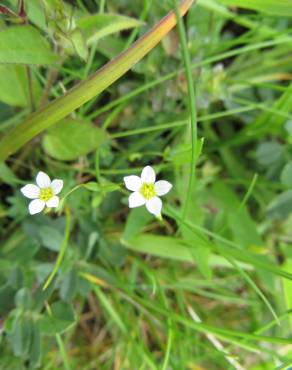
1, 0, 292, 369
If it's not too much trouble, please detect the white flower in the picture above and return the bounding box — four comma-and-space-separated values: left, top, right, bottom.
21, 171, 63, 215
124, 166, 172, 218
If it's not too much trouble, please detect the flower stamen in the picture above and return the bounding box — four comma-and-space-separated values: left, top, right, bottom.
39, 187, 53, 202
140, 183, 156, 200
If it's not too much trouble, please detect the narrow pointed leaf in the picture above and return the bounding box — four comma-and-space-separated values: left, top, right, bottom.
77, 13, 144, 44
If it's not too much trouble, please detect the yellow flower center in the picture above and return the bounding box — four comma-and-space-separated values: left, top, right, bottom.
140, 183, 156, 200
39, 187, 53, 202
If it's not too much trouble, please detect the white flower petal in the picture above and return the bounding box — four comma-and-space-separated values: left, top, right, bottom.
20, 184, 40, 199
141, 166, 156, 184
124, 175, 142, 191
146, 196, 162, 217
36, 171, 51, 188
46, 195, 59, 208
128, 191, 146, 208
51, 179, 63, 195
28, 199, 45, 215
155, 180, 172, 196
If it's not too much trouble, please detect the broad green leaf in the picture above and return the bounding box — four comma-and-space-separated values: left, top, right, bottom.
0, 0, 194, 161
77, 14, 144, 45
29, 323, 41, 369
267, 190, 292, 219
212, 182, 263, 248
0, 163, 20, 184
123, 234, 193, 262
280, 162, 292, 187
39, 302, 75, 335
122, 207, 152, 241
8, 266, 23, 290
121, 234, 217, 278
15, 288, 32, 310
38, 226, 63, 252
11, 316, 33, 357
70, 29, 88, 60
0, 65, 41, 107
176, 156, 211, 278
256, 142, 284, 167
0, 25, 58, 65
0, 284, 15, 314
218, 0, 292, 16
60, 268, 77, 302
43, 119, 108, 161
122, 233, 250, 270
285, 120, 292, 136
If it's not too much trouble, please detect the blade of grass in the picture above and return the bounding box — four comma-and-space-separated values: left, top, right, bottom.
187, 306, 246, 370
140, 298, 291, 345
164, 206, 292, 281
174, 0, 198, 227
110, 106, 256, 139
161, 319, 173, 370
226, 255, 280, 325
93, 286, 127, 333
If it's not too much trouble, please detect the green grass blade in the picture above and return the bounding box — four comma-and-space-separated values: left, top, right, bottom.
174, 1, 198, 225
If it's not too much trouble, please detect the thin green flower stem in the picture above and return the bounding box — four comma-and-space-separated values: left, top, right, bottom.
55, 334, 71, 370
88, 36, 292, 120
102, 102, 127, 130
254, 310, 292, 335
174, 1, 197, 226
99, 0, 106, 13
83, 41, 99, 79
76, 0, 87, 12
161, 319, 173, 370
238, 173, 258, 211
45, 303, 71, 370
42, 207, 71, 290
110, 105, 255, 139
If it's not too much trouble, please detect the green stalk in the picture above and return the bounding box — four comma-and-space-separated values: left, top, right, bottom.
46, 303, 71, 370
0, 0, 194, 162
174, 1, 198, 225
42, 207, 71, 290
